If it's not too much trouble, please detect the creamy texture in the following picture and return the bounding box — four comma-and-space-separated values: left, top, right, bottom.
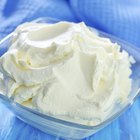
0, 21, 134, 125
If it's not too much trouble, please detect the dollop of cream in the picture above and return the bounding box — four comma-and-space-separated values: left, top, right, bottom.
0, 21, 134, 125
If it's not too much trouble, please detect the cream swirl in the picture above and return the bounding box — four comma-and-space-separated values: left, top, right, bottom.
0, 21, 134, 125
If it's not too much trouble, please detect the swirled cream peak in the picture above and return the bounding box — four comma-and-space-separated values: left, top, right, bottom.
0, 21, 134, 125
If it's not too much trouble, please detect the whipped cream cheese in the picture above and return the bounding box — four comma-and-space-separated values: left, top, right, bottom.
0, 21, 134, 125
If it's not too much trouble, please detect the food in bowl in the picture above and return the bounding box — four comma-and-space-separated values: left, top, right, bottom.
0, 21, 135, 125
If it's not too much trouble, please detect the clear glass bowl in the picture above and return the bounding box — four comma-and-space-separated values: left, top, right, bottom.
0, 17, 140, 139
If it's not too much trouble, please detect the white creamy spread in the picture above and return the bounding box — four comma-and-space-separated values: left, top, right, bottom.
0, 21, 134, 125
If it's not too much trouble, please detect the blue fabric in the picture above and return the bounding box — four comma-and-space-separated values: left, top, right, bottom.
0, 0, 140, 140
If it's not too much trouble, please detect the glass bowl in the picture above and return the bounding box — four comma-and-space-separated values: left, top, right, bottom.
0, 17, 140, 139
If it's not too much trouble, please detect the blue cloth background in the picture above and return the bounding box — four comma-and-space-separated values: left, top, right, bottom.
0, 0, 140, 139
